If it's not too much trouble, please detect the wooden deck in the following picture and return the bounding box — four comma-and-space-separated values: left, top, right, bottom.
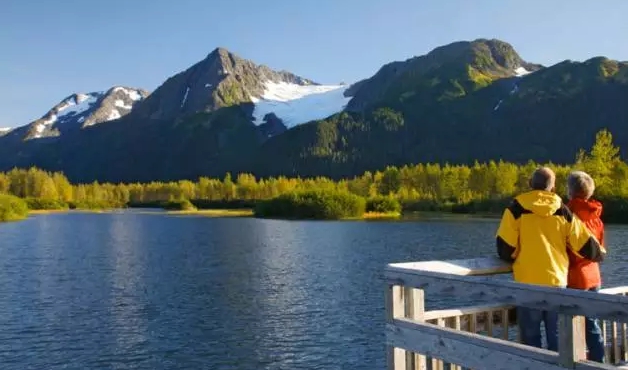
385, 257, 628, 369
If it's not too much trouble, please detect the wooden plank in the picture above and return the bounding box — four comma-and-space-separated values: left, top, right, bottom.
501, 309, 509, 340
575, 361, 622, 370
452, 317, 462, 370
558, 314, 587, 367
386, 318, 589, 370
424, 303, 513, 321
599, 286, 628, 295
487, 310, 494, 337
386, 284, 406, 370
389, 256, 511, 276
384, 267, 628, 322
603, 321, 610, 363
404, 288, 426, 370
622, 322, 627, 362
614, 321, 621, 365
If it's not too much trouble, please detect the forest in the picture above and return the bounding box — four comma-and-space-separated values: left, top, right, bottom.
1, 130, 627, 221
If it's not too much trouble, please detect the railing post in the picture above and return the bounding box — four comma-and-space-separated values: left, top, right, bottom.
386, 284, 406, 370
404, 287, 426, 370
558, 314, 587, 368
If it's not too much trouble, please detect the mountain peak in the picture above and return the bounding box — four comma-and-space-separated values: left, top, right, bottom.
346, 38, 542, 111
21, 86, 148, 141
130, 46, 325, 122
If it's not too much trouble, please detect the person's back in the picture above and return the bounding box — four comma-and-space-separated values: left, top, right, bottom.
495, 167, 605, 352
565, 171, 606, 363
496, 174, 604, 288
567, 197, 604, 289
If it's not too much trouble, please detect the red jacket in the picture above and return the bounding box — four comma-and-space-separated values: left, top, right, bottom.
567, 198, 604, 289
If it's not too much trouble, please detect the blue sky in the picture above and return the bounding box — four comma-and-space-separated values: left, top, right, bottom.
2, 0, 628, 127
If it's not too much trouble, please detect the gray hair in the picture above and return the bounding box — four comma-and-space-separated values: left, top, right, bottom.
567, 171, 595, 199
529, 167, 556, 191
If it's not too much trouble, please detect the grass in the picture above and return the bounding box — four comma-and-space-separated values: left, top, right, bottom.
362, 211, 402, 220
166, 209, 254, 217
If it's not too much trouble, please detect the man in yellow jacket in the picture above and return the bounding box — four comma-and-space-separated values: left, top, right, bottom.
496, 167, 606, 351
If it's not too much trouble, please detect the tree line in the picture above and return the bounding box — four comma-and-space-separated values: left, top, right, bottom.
0, 130, 624, 213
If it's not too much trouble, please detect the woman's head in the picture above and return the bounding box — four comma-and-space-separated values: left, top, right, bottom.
567, 171, 595, 200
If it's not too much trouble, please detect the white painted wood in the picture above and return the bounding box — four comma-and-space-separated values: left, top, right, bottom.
558, 314, 587, 367
387, 318, 585, 370
404, 288, 426, 370
386, 284, 406, 370
424, 303, 513, 321
389, 256, 511, 276
599, 286, 628, 295
384, 267, 628, 322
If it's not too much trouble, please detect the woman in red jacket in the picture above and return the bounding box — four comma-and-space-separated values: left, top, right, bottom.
566, 171, 605, 363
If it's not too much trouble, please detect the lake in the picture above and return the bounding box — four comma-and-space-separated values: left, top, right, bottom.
1, 211, 627, 369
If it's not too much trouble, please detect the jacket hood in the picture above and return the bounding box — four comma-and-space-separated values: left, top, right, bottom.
567, 198, 603, 221
515, 190, 563, 217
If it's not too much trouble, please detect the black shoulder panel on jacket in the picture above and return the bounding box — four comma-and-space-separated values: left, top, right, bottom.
553, 203, 574, 222
507, 200, 531, 220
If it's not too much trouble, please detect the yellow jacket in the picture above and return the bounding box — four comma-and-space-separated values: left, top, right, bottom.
496, 190, 605, 287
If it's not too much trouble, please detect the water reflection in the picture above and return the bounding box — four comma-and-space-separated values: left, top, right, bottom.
1, 213, 627, 369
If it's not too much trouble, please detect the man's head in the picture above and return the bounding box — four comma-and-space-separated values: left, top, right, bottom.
529, 167, 556, 192
567, 171, 595, 200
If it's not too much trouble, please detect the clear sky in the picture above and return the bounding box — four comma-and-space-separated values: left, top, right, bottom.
2, 0, 627, 127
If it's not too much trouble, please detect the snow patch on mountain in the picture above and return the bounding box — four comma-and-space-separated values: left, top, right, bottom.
181, 87, 190, 108
57, 93, 101, 119
115, 100, 133, 110
514, 67, 532, 77
251, 81, 351, 128
113, 87, 143, 101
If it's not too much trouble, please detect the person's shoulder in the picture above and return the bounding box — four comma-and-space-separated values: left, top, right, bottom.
553, 202, 574, 222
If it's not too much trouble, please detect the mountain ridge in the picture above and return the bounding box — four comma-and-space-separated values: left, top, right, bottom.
2, 39, 628, 184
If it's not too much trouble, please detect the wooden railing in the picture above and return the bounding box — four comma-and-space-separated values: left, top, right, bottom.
385, 257, 628, 370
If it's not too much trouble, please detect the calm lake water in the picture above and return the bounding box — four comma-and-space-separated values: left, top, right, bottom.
1, 211, 627, 369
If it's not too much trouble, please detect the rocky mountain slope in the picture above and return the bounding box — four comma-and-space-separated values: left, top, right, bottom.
1, 39, 628, 183
129, 47, 350, 131
4, 87, 148, 142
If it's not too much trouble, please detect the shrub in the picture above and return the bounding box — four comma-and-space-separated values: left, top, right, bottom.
0, 194, 29, 222
254, 190, 366, 220
162, 199, 197, 211
366, 196, 402, 213
24, 197, 69, 210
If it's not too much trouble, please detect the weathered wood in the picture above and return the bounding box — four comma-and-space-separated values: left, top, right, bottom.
424, 303, 513, 322
385, 267, 628, 322
389, 256, 511, 276
599, 286, 628, 295
404, 288, 426, 370
558, 314, 587, 367
622, 322, 627, 362
386, 284, 406, 370
501, 308, 509, 340
387, 318, 583, 370
613, 321, 621, 365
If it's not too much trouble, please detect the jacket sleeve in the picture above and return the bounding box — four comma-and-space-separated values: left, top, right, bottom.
496, 206, 519, 263
565, 210, 606, 262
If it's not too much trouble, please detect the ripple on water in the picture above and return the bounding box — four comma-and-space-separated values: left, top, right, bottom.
1, 213, 628, 369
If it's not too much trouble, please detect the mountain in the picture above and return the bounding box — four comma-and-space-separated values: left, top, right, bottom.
249, 41, 628, 178
1, 39, 628, 183
130, 47, 350, 131
346, 39, 542, 111
4, 86, 148, 142
0, 127, 11, 137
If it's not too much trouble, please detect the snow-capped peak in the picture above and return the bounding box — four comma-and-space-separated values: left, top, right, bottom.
23, 86, 149, 140
250, 81, 351, 128
514, 66, 532, 77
